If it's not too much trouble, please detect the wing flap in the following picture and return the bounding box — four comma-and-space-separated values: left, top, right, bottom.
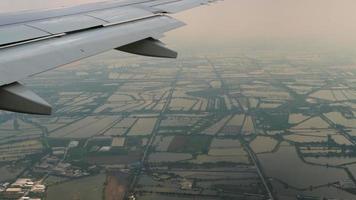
140, 0, 178, 7
0, 24, 50, 46
27, 14, 105, 34
0, 0, 148, 26
0, 6, 155, 47
87, 6, 153, 24
0, 0, 221, 47
0, 0, 223, 114
153, 0, 213, 13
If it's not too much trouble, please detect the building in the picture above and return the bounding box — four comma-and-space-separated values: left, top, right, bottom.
128, 194, 136, 200
52, 147, 66, 156
68, 141, 79, 148
31, 184, 46, 193
19, 197, 42, 200
3, 187, 24, 199
99, 146, 111, 152
180, 179, 193, 190
11, 179, 34, 188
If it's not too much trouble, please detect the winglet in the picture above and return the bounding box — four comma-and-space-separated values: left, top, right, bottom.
0, 82, 52, 115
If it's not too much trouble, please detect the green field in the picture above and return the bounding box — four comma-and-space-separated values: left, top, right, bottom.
47, 174, 106, 200
168, 135, 212, 154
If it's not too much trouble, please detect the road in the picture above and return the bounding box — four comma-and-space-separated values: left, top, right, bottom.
126, 65, 182, 198
244, 143, 275, 200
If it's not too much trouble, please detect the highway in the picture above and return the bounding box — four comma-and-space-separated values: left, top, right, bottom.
126, 65, 182, 198
244, 143, 275, 200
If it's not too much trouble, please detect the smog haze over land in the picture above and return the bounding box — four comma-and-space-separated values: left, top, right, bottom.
2, 0, 356, 200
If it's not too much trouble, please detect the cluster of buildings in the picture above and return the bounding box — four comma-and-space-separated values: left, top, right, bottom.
34, 155, 88, 178
32, 140, 88, 178
0, 178, 45, 199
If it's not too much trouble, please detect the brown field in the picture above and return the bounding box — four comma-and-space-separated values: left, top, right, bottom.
168, 136, 187, 152
105, 171, 129, 200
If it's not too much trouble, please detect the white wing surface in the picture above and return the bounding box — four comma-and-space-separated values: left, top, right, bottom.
0, 0, 221, 115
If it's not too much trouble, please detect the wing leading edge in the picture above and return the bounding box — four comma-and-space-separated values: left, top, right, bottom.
0, 0, 222, 115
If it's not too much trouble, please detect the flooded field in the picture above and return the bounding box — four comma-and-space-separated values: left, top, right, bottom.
258, 143, 349, 188
174, 170, 258, 180
305, 157, 356, 166
270, 179, 356, 200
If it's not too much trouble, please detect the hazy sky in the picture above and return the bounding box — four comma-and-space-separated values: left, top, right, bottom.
2, 0, 356, 50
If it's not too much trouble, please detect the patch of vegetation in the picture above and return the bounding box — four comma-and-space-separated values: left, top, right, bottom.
67, 147, 87, 161
256, 111, 290, 130
168, 135, 212, 154
47, 138, 70, 147
126, 136, 142, 147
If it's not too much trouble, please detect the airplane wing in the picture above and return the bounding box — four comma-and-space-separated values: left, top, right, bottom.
0, 0, 221, 115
